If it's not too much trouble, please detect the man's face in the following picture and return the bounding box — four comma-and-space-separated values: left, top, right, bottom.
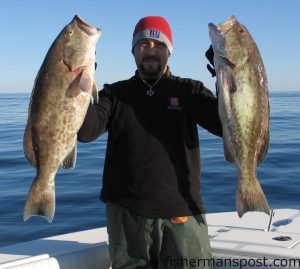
133, 39, 169, 79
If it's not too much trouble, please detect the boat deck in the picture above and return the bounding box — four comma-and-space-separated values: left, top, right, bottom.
207, 209, 300, 268
0, 209, 299, 269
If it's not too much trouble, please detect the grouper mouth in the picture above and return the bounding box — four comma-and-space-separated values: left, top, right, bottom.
208, 15, 237, 41
208, 22, 225, 56
73, 15, 101, 36
208, 16, 238, 57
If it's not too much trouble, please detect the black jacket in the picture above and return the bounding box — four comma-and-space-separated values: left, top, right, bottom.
78, 68, 222, 218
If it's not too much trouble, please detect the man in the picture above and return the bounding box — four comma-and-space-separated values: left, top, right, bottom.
78, 16, 222, 269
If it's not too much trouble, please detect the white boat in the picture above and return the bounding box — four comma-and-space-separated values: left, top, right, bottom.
0, 208, 299, 269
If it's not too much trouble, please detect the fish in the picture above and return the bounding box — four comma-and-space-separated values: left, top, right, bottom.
208, 16, 270, 217
23, 15, 101, 223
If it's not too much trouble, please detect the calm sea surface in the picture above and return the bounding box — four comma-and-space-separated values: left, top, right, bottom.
0, 91, 299, 247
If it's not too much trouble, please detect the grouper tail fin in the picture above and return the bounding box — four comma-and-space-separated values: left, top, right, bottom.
236, 177, 270, 218
23, 178, 55, 223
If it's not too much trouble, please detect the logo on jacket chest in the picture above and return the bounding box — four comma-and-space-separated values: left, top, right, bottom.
167, 97, 182, 111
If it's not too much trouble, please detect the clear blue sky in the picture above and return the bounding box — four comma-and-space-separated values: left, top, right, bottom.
1, 0, 299, 92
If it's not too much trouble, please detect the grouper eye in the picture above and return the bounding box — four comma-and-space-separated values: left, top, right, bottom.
68, 30, 73, 35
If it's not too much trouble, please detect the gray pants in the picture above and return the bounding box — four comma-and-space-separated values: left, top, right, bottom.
106, 202, 213, 269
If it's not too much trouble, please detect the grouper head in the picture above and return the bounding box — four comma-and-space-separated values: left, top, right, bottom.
208, 16, 252, 69
61, 15, 101, 72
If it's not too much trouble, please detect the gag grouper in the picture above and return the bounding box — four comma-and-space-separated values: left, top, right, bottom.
23, 15, 101, 222
208, 16, 270, 217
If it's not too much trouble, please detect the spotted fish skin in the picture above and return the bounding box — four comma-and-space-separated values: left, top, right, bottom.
208, 16, 270, 217
23, 15, 101, 223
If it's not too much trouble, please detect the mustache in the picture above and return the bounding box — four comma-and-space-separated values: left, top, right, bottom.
142, 55, 160, 62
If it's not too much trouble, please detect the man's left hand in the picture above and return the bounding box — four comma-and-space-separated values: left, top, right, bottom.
205, 45, 216, 77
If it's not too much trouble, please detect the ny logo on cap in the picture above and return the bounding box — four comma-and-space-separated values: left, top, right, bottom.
149, 29, 160, 39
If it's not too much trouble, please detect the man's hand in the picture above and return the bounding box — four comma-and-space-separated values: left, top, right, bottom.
205, 45, 216, 77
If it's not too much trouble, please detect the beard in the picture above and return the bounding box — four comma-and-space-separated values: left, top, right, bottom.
140, 56, 162, 78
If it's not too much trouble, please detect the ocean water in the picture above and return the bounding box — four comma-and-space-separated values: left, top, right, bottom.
0, 91, 299, 247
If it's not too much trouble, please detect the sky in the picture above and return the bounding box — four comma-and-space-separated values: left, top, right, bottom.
1, 0, 300, 93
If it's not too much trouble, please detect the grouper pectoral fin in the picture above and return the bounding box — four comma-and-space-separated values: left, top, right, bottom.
23, 120, 37, 167
66, 69, 94, 97
216, 59, 237, 95
66, 72, 81, 98
80, 69, 94, 93
222, 64, 237, 94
